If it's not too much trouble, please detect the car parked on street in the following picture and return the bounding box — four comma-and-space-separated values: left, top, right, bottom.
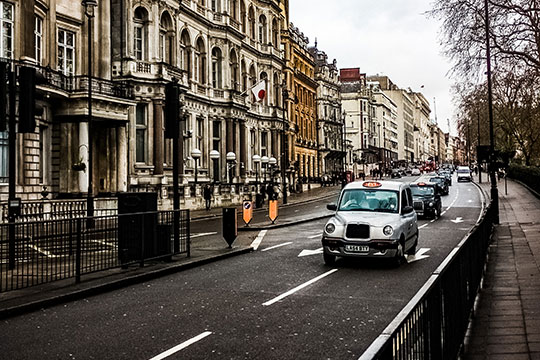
411, 168, 421, 176
410, 182, 442, 219
322, 180, 418, 266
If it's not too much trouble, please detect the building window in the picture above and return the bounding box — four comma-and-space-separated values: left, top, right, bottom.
211, 47, 222, 89
135, 103, 147, 163
195, 38, 206, 84
196, 117, 204, 151
211, 0, 220, 12
0, 2, 13, 59
258, 15, 267, 44
39, 126, 51, 184
34, 16, 43, 65
261, 131, 268, 157
58, 29, 75, 76
133, 7, 148, 61
0, 131, 7, 183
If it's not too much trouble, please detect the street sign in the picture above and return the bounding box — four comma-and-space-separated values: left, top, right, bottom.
269, 200, 278, 223
242, 200, 253, 226
222, 208, 237, 247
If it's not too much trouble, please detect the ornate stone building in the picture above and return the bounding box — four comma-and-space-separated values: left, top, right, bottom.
1, 0, 288, 210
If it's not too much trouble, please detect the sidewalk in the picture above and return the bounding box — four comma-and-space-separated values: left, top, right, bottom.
462, 176, 540, 359
0, 185, 341, 320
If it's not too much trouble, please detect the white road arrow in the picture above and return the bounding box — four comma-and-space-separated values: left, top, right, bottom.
451, 217, 464, 223
407, 248, 431, 263
298, 247, 324, 257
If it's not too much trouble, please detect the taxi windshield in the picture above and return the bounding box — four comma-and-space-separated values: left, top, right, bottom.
338, 189, 399, 213
411, 186, 434, 197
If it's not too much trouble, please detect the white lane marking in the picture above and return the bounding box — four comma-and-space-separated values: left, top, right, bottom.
191, 232, 218, 239
262, 269, 338, 306
250, 230, 268, 251
445, 188, 459, 211
308, 233, 322, 239
261, 242, 293, 252
90, 239, 117, 248
419, 224, 428, 229
149, 331, 212, 360
294, 210, 299, 213
28, 244, 58, 258
298, 247, 324, 257
430, 219, 436, 223
451, 217, 464, 223
407, 248, 431, 263
441, 211, 447, 215
476, 183, 486, 224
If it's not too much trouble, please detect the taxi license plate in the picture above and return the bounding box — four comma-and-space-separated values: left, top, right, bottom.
345, 245, 369, 253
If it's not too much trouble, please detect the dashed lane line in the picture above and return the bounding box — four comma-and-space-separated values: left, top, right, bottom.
261, 242, 293, 252
149, 331, 212, 360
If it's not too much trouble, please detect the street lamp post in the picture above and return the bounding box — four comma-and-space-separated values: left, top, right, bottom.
226, 152, 236, 185
268, 156, 277, 186
209, 150, 220, 184
82, 0, 97, 222
252, 155, 260, 190
261, 155, 269, 187
191, 148, 201, 186
484, 0, 499, 224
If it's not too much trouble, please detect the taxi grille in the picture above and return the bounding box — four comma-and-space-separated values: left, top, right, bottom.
346, 224, 370, 239
413, 201, 424, 210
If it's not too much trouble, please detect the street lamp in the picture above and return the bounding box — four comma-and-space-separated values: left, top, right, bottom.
82, 0, 97, 221
191, 148, 201, 185
209, 150, 220, 184
261, 155, 269, 186
226, 152, 236, 184
252, 154, 261, 192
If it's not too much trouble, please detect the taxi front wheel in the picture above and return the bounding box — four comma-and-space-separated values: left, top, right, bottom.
323, 252, 336, 266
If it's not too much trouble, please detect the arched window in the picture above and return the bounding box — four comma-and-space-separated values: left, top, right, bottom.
240, 1, 246, 33
249, 64, 256, 88
271, 18, 278, 46
230, 49, 239, 91
159, 11, 174, 64
231, 0, 238, 21
180, 29, 192, 79
248, 6, 255, 39
273, 72, 280, 106
258, 15, 267, 44
211, 0, 220, 12
211, 47, 222, 89
195, 38, 206, 84
133, 7, 149, 61
241, 60, 247, 92
260, 71, 268, 105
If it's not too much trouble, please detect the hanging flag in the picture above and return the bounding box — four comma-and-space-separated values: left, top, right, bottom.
251, 80, 266, 102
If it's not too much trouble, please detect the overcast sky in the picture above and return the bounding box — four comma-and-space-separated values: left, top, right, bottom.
289, 0, 456, 135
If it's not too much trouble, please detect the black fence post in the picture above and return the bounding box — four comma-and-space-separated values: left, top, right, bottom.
140, 214, 145, 268
186, 210, 191, 257
76, 218, 82, 284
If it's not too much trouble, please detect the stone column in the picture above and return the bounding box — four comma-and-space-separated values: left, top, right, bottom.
117, 126, 127, 192
153, 99, 164, 175
240, 121, 247, 177
78, 122, 89, 194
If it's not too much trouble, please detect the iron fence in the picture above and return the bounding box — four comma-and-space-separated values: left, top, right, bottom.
359, 202, 494, 360
0, 210, 190, 292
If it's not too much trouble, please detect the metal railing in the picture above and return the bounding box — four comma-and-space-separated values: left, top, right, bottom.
0, 210, 190, 292
359, 202, 494, 360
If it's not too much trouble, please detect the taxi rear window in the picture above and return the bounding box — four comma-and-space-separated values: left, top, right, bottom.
411, 186, 434, 196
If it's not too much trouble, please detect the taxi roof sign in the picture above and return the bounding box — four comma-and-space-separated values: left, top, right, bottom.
362, 181, 382, 188
417, 182, 426, 186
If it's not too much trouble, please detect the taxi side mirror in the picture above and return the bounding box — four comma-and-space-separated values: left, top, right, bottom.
327, 203, 337, 211
402, 205, 414, 214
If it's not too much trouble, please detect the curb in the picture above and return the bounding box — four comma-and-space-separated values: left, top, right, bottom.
0, 247, 252, 320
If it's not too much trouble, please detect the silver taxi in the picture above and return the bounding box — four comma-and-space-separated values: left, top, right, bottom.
322, 180, 418, 265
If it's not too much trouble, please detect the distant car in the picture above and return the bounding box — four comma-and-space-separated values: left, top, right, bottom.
438, 170, 453, 186
411, 168, 421, 176
410, 182, 442, 219
391, 169, 402, 178
322, 180, 419, 266
457, 166, 472, 182
428, 176, 449, 195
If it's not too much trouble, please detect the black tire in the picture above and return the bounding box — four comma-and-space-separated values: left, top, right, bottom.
323, 252, 336, 266
406, 232, 418, 256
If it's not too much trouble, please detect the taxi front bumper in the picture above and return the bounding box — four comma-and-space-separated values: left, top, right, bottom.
322, 237, 400, 258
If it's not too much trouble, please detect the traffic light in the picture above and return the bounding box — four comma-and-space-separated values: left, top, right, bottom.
18, 66, 36, 133
164, 81, 179, 139
0, 62, 7, 132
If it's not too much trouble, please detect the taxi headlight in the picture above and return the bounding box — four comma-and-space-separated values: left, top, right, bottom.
429, 201, 434, 207
325, 223, 336, 234
383, 225, 394, 236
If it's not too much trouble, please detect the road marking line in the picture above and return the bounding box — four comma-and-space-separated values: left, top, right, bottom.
262, 269, 338, 306
308, 233, 321, 239
191, 232, 218, 239
28, 244, 58, 258
419, 224, 428, 229
445, 188, 459, 211
262, 242, 293, 252
250, 230, 267, 251
430, 219, 436, 223
149, 331, 212, 360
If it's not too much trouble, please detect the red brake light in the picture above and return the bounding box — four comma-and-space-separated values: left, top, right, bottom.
363, 181, 382, 188
418, 182, 426, 186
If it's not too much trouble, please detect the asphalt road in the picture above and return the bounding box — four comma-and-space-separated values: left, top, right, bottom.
0, 175, 484, 360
